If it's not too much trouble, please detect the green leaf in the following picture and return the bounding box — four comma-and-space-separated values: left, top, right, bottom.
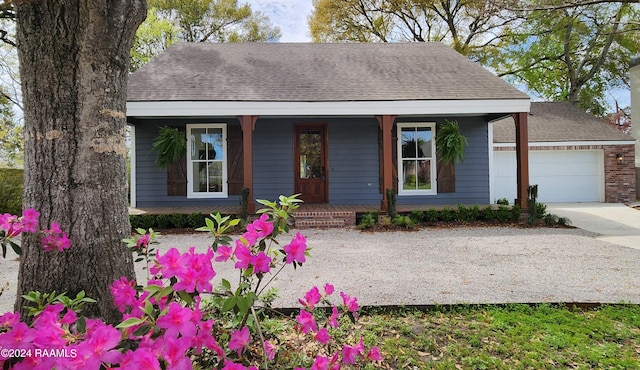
236, 296, 253, 314
221, 279, 231, 291
9, 241, 21, 256
116, 317, 145, 328
177, 290, 193, 305
221, 297, 237, 312
133, 323, 152, 337
76, 316, 86, 333
143, 285, 163, 295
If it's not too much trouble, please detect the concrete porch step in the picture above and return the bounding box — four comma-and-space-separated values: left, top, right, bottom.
293, 210, 356, 229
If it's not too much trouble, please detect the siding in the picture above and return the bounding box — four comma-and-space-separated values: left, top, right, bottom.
252, 119, 294, 200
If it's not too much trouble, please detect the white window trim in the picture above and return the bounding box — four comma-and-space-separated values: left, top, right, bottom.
186, 123, 228, 199
397, 122, 437, 196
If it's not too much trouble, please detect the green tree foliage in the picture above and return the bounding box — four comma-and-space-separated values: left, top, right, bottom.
308, 0, 519, 61
131, 0, 281, 71
0, 94, 21, 166
492, 1, 639, 116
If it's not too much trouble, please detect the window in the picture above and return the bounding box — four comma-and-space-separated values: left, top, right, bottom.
398, 123, 436, 195
187, 124, 227, 198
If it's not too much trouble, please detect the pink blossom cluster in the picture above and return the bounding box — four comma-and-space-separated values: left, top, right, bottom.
215, 214, 308, 273
1, 208, 71, 252
0, 205, 383, 369
293, 285, 382, 369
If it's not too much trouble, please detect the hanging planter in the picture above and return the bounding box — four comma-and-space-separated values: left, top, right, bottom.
152, 126, 187, 169
435, 120, 467, 193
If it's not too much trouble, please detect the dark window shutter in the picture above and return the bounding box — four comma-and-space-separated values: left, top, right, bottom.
227, 125, 244, 195
167, 156, 187, 196
437, 160, 455, 193
391, 126, 398, 192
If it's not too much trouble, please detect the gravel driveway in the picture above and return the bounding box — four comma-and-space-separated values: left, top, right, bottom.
2, 227, 639, 313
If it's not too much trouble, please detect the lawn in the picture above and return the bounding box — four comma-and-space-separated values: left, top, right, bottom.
262, 304, 640, 369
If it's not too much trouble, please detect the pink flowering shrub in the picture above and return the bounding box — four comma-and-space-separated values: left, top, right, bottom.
0, 196, 382, 369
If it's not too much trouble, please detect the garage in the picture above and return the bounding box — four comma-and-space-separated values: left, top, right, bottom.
493, 150, 604, 203
491, 102, 636, 204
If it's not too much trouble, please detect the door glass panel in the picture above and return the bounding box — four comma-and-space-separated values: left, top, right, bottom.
299, 131, 322, 179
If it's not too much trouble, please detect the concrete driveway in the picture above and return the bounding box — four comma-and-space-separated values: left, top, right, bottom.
547, 203, 640, 250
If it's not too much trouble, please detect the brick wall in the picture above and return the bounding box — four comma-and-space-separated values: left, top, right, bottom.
603, 144, 636, 203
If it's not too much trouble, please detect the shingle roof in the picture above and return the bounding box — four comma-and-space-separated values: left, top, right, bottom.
127, 42, 529, 102
493, 102, 633, 143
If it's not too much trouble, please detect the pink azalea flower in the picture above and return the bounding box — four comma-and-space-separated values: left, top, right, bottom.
21, 208, 40, 233
283, 232, 307, 264
264, 340, 276, 361
0, 312, 20, 330
0, 213, 22, 237
299, 286, 321, 310
233, 242, 252, 270
163, 336, 191, 370
315, 327, 331, 344
328, 306, 339, 328
135, 233, 150, 250
120, 348, 161, 370
367, 346, 383, 361
245, 214, 274, 239
341, 344, 361, 365
173, 268, 198, 293
250, 251, 272, 274
295, 309, 317, 334
0, 322, 36, 350
110, 277, 138, 313
193, 319, 224, 357
32, 319, 67, 348
228, 326, 251, 356
40, 223, 71, 252
156, 302, 196, 339
323, 283, 334, 296
311, 355, 330, 370
153, 248, 185, 279
73, 322, 123, 368
215, 245, 233, 262
340, 292, 359, 313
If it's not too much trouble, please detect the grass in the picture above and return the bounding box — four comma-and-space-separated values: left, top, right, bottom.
351, 304, 640, 369
255, 304, 640, 369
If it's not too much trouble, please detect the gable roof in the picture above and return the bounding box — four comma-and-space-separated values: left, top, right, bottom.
128, 42, 528, 103
493, 102, 633, 143
127, 43, 529, 117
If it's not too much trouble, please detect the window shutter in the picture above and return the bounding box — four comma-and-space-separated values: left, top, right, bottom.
227, 124, 244, 195
437, 160, 455, 193
167, 156, 187, 196
391, 126, 398, 192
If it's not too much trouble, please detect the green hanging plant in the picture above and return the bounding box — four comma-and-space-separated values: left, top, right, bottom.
152, 126, 187, 168
436, 119, 467, 164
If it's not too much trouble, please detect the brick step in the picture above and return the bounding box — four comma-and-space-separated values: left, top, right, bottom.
293, 210, 356, 228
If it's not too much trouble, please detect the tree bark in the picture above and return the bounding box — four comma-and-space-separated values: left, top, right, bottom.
14, 0, 146, 324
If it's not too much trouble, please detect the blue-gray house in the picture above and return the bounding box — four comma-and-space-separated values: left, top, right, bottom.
126, 43, 531, 213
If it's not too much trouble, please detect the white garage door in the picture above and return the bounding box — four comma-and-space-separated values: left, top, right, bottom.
493, 150, 604, 203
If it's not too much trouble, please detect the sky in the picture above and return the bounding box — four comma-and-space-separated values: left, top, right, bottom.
245, 0, 313, 42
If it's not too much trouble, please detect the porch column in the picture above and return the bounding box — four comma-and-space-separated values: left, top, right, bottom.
240, 115, 258, 214
513, 112, 529, 210
376, 115, 397, 211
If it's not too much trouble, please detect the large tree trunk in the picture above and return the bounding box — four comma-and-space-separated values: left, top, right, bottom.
15, 1, 146, 324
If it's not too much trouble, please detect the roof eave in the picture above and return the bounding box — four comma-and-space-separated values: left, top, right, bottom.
126, 99, 531, 118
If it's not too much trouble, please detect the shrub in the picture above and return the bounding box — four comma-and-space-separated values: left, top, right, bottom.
535, 202, 547, 219
511, 205, 522, 221
424, 208, 439, 222
138, 214, 156, 229
544, 213, 559, 226
129, 214, 141, 229
410, 210, 424, 223
386, 188, 397, 218
557, 216, 571, 226
155, 214, 172, 229
495, 206, 512, 222
357, 212, 377, 229
496, 198, 510, 205
187, 212, 207, 229
392, 215, 414, 228
170, 212, 187, 228
456, 204, 476, 222
480, 206, 496, 221
0, 168, 23, 215
439, 207, 454, 222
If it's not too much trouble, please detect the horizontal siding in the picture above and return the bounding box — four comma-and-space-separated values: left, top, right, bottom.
328, 118, 381, 204
252, 119, 294, 201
